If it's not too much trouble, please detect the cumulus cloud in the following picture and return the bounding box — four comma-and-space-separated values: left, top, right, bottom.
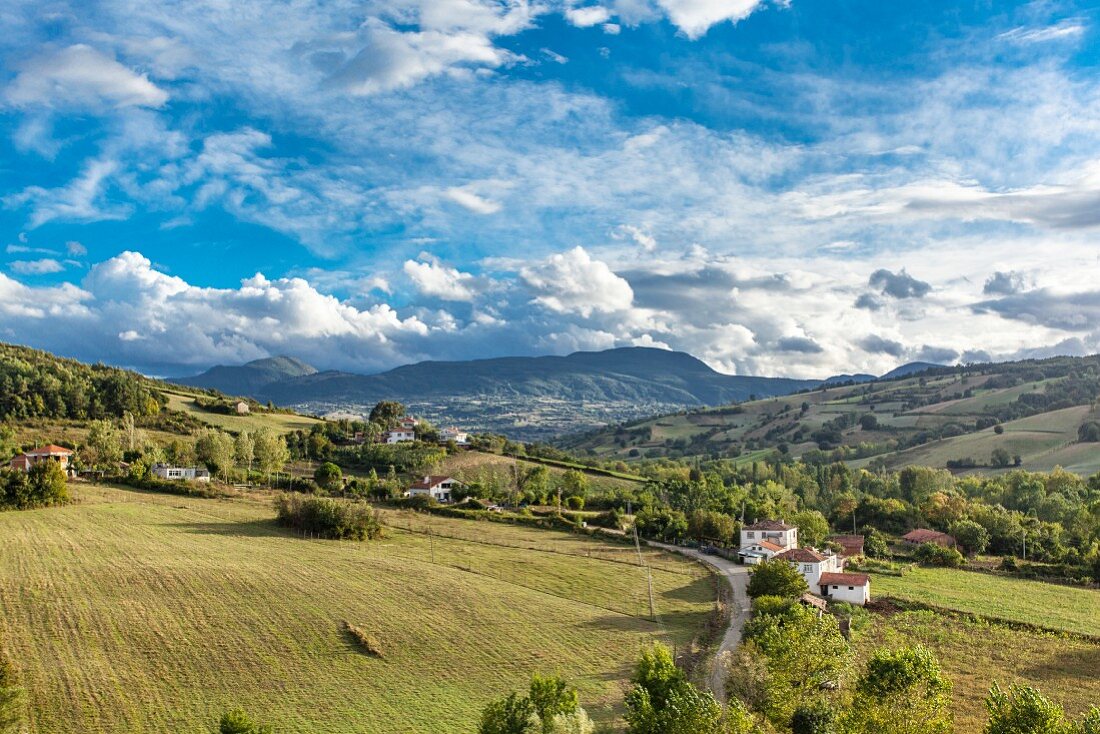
854, 294, 883, 311
972, 288, 1100, 332
655, 0, 769, 38
983, 270, 1027, 295
520, 247, 634, 317
565, 5, 612, 27
5, 44, 169, 109
403, 257, 479, 301
914, 345, 959, 363
775, 335, 823, 354
858, 334, 905, 357
868, 269, 932, 299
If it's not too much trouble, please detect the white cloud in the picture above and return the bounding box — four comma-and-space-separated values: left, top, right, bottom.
444, 186, 503, 214
565, 5, 612, 27
403, 257, 479, 301
998, 20, 1086, 45
7, 158, 128, 228
520, 246, 634, 316
5, 44, 169, 109
9, 259, 65, 275
655, 0, 768, 38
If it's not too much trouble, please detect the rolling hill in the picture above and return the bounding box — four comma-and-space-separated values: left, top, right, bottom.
175, 355, 318, 395
561, 353, 1100, 475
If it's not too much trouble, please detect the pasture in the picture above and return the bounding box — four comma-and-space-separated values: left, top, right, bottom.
853, 609, 1100, 733
0, 485, 715, 733
161, 388, 322, 434
871, 567, 1100, 636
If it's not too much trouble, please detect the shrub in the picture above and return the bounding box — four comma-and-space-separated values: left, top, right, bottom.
913, 542, 964, 568
218, 708, 273, 734
565, 495, 585, 510
274, 493, 384, 540
1, 461, 69, 510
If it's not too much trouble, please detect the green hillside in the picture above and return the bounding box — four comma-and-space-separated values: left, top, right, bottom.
0, 485, 715, 733
562, 354, 1100, 474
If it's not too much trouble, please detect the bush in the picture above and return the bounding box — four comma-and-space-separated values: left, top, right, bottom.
565, 495, 584, 510
1, 461, 69, 510
913, 542, 964, 568
274, 493, 384, 540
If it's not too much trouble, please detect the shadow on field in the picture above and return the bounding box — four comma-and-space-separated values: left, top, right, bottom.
582, 614, 659, 634
1022, 646, 1100, 680
166, 520, 285, 538
660, 575, 716, 603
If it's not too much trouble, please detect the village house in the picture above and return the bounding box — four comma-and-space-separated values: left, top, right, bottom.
407, 475, 460, 502
827, 534, 865, 558
817, 572, 871, 605
439, 427, 469, 445
382, 428, 417, 444
737, 538, 786, 565
399, 416, 419, 429
151, 464, 211, 482
775, 547, 844, 588
902, 528, 956, 548
740, 519, 798, 550
235, 401, 251, 415
8, 445, 74, 475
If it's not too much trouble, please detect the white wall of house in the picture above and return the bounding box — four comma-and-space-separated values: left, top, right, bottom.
740, 527, 798, 550
821, 581, 870, 605
789, 555, 841, 587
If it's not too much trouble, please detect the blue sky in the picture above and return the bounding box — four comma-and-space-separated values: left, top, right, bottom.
2, 0, 1100, 377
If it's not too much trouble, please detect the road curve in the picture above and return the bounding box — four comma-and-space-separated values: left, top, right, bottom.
650, 542, 752, 701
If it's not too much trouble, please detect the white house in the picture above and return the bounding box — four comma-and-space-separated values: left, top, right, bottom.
383, 428, 417, 444
818, 572, 871, 605
439, 427, 469, 445
236, 401, 251, 415
737, 539, 786, 565
775, 547, 843, 588
151, 463, 211, 482
399, 416, 420, 429
407, 475, 460, 502
741, 519, 798, 551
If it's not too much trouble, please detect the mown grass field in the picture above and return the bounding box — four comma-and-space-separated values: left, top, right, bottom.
0, 485, 715, 733
437, 450, 642, 496
161, 388, 322, 433
853, 610, 1100, 733
872, 567, 1100, 636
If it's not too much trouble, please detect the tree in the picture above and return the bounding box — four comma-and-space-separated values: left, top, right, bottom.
559, 470, 589, 500
859, 414, 878, 431
792, 510, 830, 547
253, 429, 290, 484
747, 558, 808, 599
218, 708, 273, 734
991, 449, 1012, 468
528, 674, 579, 734
84, 419, 122, 472
913, 543, 964, 568
845, 645, 952, 734
369, 401, 406, 428
235, 431, 255, 476
792, 700, 837, 734
314, 462, 343, 493
949, 519, 990, 556
479, 692, 536, 734
1077, 422, 1100, 443
26, 461, 69, 507
624, 642, 728, 734
195, 429, 235, 482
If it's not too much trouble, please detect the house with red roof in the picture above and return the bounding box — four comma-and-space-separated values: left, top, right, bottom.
818, 572, 871, 605
902, 528, 956, 548
775, 547, 844, 588
8, 445, 74, 475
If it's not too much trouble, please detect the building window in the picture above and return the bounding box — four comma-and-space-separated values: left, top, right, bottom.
832, 585, 838, 590
848, 587, 854, 590
803, 565, 812, 572
747, 532, 754, 539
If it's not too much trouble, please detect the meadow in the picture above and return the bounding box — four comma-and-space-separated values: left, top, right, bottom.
853, 609, 1100, 733
871, 567, 1100, 636
0, 484, 715, 733
161, 388, 323, 434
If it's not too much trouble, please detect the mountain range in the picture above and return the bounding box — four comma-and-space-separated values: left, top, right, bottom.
174, 348, 942, 440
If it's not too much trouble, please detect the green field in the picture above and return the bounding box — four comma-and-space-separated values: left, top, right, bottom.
854, 609, 1100, 733
438, 450, 643, 496
162, 388, 322, 433
0, 485, 714, 733
872, 567, 1100, 636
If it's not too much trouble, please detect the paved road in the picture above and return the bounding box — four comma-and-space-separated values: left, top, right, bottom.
651, 543, 751, 701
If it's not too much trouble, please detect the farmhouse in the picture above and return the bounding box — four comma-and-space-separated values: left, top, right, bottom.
439, 427, 469, 445
775, 547, 844, 588
382, 428, 417, 444
236, 401, 250, 415
9, 445, 74, 474
818, 572, 871, 605
902, 528, 956, 547
737, 539, 786, 565
407, 475, 460, 502
827, 534, 865, 557
740, 519, 798, 550
151, 464, 211, 482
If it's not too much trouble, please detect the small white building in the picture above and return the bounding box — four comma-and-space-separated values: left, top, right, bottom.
775, 547, 843, 588
399, 416, 420, 429
439, 427, 469, 445
236, 401, 251, 415
740, 519, 798, 551
382, 428, 417, 444
818, 572, 870, 605
407, 475, 460, 502
152, 463, 211, 482
737, 539, 786, 565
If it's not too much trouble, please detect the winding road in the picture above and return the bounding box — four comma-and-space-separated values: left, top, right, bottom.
651, 543, 752, 701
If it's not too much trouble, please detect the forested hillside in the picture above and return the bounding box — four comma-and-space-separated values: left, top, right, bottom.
0, 343, 164, 420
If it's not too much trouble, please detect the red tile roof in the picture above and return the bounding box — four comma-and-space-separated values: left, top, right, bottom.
26, 445, 73, 456
828, 534, 865, 556
409, 475, 456, 490
776, 548, 828, 563
745, 519, 794, 531
799, 593, 828, 610
819, 572, 870, 587
759, 540, 785, 552
902, 529, 955, 544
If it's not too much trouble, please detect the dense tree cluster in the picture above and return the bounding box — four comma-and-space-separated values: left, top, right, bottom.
0, 461, 68, 510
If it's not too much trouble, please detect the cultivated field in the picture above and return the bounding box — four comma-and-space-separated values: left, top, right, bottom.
161, 388, 322, 433
872, 567, 1100, 636
437, 450, 643, 496
0, 485, 715, 733
853, 609, 1100, 733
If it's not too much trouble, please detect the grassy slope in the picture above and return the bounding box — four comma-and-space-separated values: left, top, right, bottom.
871, 567, 1100, 636
437, 450, 642, 494
162, 388, 322, 433
0, 486, 713, 733
853, 610, 1100, 733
